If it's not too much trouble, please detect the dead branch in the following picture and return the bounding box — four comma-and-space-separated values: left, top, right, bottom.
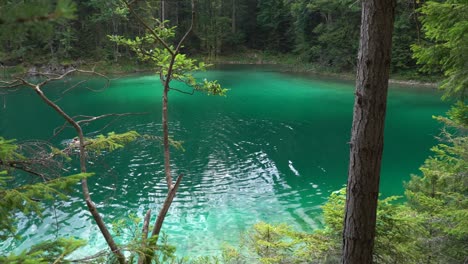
169, 87, 195, 95
51, 112, 148, 142
174, 0, 195, 52
1, 68, 112, 92
0, 160, 50, 181
0, 140, 72, 180
3, 69, 127, 263
33, 84, 127, 264
124, 0, 175, 56
61, 80, 88, 94
0, 79, 22, 89
76, 112, 149, 125
36, 69, 78, 87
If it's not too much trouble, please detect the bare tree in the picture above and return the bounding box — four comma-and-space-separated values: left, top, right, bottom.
1, 70, 129, 264
342, 0, 396, 263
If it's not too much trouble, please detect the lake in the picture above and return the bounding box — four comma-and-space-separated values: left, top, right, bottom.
0, 65, 449, 258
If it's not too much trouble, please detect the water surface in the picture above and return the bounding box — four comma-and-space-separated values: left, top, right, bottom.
0, 65, 448, 257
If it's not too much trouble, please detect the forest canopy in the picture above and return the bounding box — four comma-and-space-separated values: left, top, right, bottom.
0, 0, 432, 78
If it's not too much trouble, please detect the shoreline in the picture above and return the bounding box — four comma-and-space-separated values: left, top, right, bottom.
207, 60, 439, 88
2, 59, 439, 88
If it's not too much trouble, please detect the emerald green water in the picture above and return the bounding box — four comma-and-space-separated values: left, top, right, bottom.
0, 65, 448, 258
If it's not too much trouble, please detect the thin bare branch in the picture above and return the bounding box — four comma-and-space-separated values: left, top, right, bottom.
52, 122, 72, 138
61, 80, 88, 94
28, 71, 63, 78
125, 0, 175, 56
37, 69, 78, 87
175, 0, 195, 53
169, 87, 194, 95
11, 68, 112, 91
33, 84, 126, 264
0, 160, 50, 181
0, 80, 22, 89
76, 112, 149, 125
76, 69, 112, 82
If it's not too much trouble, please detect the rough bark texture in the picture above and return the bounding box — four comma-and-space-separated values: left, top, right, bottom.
342, 1, 396, 263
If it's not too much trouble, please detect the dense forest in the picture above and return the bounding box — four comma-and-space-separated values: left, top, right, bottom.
1, 0, 467, 264
1, 0, 431, 77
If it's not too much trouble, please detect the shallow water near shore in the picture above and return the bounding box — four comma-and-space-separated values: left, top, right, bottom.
0, 65, 449, 258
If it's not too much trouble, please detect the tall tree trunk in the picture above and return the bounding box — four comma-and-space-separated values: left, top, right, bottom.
175, 2, 179, 26
232, 0, 236, 34
161, 0, 165, 22
342, 1, 396, 263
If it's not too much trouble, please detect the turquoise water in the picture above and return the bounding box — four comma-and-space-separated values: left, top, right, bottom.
0, 65, 449, 258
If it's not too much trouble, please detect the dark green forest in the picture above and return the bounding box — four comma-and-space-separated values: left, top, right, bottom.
0, 0, 436, 77
0, 0, 467, 263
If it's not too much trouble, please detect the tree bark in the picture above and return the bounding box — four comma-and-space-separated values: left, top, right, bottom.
232, 0, 236, 34
161, 0, 165, 22
162, 65, 173, 189
342, 1, 396, 264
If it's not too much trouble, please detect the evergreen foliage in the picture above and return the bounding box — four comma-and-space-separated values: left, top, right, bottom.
405, 105, 468, 263
0, 238, 86, 264
405, 3, 468, 259
86, 131, 140, 154
0, 137, 91, 262
0, 137, 24, 161
0, 131, 143, 261
0, 0, 77, 62
210, 188, 420, 264
0, 169, 92, 240
292, 0, 361, 70
412, 0, 468, 99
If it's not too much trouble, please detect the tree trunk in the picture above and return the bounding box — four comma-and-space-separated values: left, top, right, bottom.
175, 2, 179, 26
161, 0, 165, 22
162, 72, 172, 189
342, 1, 396, 264
232, 0, 236, 34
